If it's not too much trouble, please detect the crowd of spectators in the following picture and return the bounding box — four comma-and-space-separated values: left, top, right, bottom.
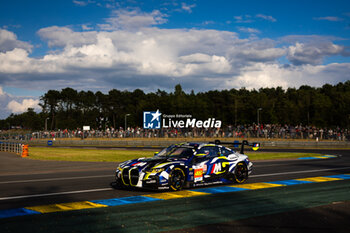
1, 124, 349, 141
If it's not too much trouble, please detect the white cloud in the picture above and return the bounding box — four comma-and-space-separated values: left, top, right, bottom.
227, 39, 285, 63
0, 49, 33, 73
201, 21, 215, 26
281, 35, 343, 44
73, 0, 87, 6
287, 42, 344, 65
234, 47, 285, 63
0, 8, 349, 97
73, 0, 95, 7
179, 53, 212, 63
82, 24, 93, 30
238, 27, 260, 34
256, 14, 277, 22
227, 63, 290, 89
0, 29, 33, 52
234, 14, 276, 24
7, 99, 40, 113
37, 26, 98, 47
313, 16, 343, 22
181, 3, 196, 13
178, 53, 231, 76
98, 9, 168, 30
234, 15, 253, 23
225, 63, 350, 90
0, 86, 40, 118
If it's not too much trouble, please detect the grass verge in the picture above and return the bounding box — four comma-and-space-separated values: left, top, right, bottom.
26, 147, 323, 162
27, 147, 155, 162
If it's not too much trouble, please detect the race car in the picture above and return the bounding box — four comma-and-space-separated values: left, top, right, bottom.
115, 140, 259, 191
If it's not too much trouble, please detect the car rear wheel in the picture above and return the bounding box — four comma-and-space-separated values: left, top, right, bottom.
233, 162, 248, 183
169, 167, 185, 191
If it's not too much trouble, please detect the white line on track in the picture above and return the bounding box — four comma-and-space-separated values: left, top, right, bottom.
250, 166, 350, 177
0, 188, 114, 201
0, 175, 114, 185
0, 166, 349, 201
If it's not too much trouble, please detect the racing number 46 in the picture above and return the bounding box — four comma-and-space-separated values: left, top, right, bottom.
213, 163, 222, 173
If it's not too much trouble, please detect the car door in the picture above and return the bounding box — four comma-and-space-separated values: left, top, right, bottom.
206, 146, 230, 180
192, 146, 228, 182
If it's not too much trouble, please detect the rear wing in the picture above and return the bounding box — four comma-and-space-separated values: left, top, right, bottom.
210, 140, 260, 154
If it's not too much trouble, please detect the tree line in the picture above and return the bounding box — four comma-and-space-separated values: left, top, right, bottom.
1, 81, 349, 130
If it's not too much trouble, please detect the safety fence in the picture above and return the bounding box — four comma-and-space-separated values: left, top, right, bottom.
1, 126, 349, 141
0, 142, 28, 157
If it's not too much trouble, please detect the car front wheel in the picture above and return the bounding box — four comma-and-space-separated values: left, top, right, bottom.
233, 162, 248, 183
169, 167, 185, 191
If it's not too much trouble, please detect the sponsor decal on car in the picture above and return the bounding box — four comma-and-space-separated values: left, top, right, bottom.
194, 168, 203, 182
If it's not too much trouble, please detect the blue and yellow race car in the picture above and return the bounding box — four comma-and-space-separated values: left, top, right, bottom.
115, 140, 259, 191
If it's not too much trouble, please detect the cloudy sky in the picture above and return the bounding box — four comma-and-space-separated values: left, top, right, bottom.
1, 0, 350, 119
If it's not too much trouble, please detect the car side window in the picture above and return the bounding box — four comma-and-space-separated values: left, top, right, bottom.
221, 147, 233, 156
196, 146, 220, 158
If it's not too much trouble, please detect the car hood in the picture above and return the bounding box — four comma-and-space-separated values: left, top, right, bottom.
120, 156, 189, 171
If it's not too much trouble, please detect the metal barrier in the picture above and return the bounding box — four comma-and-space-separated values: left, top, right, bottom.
0, 142, 28, 157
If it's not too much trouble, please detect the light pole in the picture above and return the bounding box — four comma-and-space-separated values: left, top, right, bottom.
257, 108, 262, 126
45, 117, 49, 131
124, 114, 131, 131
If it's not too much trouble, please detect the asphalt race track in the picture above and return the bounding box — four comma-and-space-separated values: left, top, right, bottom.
0, 148, 349, 232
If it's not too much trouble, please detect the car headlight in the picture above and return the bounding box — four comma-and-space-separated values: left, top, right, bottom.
116, 167, 122, 173
151, 168, 165, 173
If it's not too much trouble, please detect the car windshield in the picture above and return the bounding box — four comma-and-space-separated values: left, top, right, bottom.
156, 145, 194, 158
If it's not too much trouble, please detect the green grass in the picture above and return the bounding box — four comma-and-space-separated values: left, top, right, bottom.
27, 147, 323, 162
27, 147, 155, 162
